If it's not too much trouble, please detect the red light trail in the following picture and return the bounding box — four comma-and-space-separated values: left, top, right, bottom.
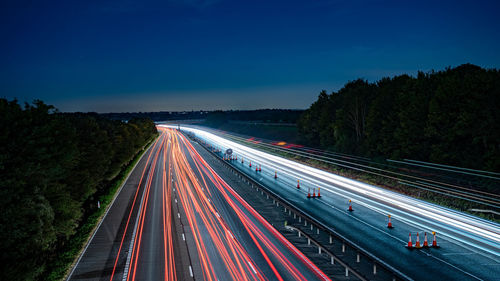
115, 127, 330, 281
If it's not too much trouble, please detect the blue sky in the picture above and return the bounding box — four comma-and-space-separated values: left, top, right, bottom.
1, 0, 499, 112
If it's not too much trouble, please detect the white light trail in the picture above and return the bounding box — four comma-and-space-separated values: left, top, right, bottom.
162, 125, 500, 257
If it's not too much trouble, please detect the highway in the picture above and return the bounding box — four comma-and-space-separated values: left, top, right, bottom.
69, 127, 331, 281
170, 125, 500, 281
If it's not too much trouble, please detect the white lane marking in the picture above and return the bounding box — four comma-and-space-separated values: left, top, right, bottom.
189, 266, 193, 277
442, 252, 476, 256
182, 233, 185, 241
248, 261, 257, 274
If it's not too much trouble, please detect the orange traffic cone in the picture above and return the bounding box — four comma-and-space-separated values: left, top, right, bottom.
387, 215, 394, 229
317, 188, 321, 198
249, 161, 252, 167
297, 179, 300, 189
407, 233, 413, 249
258, 165, 261, 172
312, 188, 316, 198
274, 171, 277, 179
307, 187, 311, 198
348, 200, 353, 211
423, 232, 429, 248
256, 165, 258, 172
432, 232, 440, 248
415, 232, 422, 248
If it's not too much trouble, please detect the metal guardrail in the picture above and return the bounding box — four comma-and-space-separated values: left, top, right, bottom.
285, 225, 367, 280
189, 134, 412, 281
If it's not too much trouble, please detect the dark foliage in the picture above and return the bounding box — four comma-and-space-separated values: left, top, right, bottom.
101, 110, 208, 121
298, 64, 500, 172
102, 109, 304, 124
205, 109, 304, 125
0, 99, 157, 280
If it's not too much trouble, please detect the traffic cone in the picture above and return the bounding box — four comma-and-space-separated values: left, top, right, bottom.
407, 233, 413, 249
274, 171, 277, 179
312, 188, 316, 198
249, 161, 252, 167
431, 232, 440, 248
317, 188, 321, 198
297, 180, 300, 189
415, 232, 422, 248
348, 200, 353, 211
423, 232, 429, 248
256, 165, 258, 172
387, 215, 393, 229
307, 187, 311, 198
258, 165, 261, 172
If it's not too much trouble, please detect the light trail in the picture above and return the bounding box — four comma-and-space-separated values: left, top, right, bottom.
194, 126, 500, 206
170, 126, 500, 258
127, 130, 166, 281
122, 127, 330, 280
181, 137, 331, 281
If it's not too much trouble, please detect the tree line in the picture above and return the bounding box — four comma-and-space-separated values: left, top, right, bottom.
206, 109, 303, 126
298, 64, 499, 173
0, 99, 157, 280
